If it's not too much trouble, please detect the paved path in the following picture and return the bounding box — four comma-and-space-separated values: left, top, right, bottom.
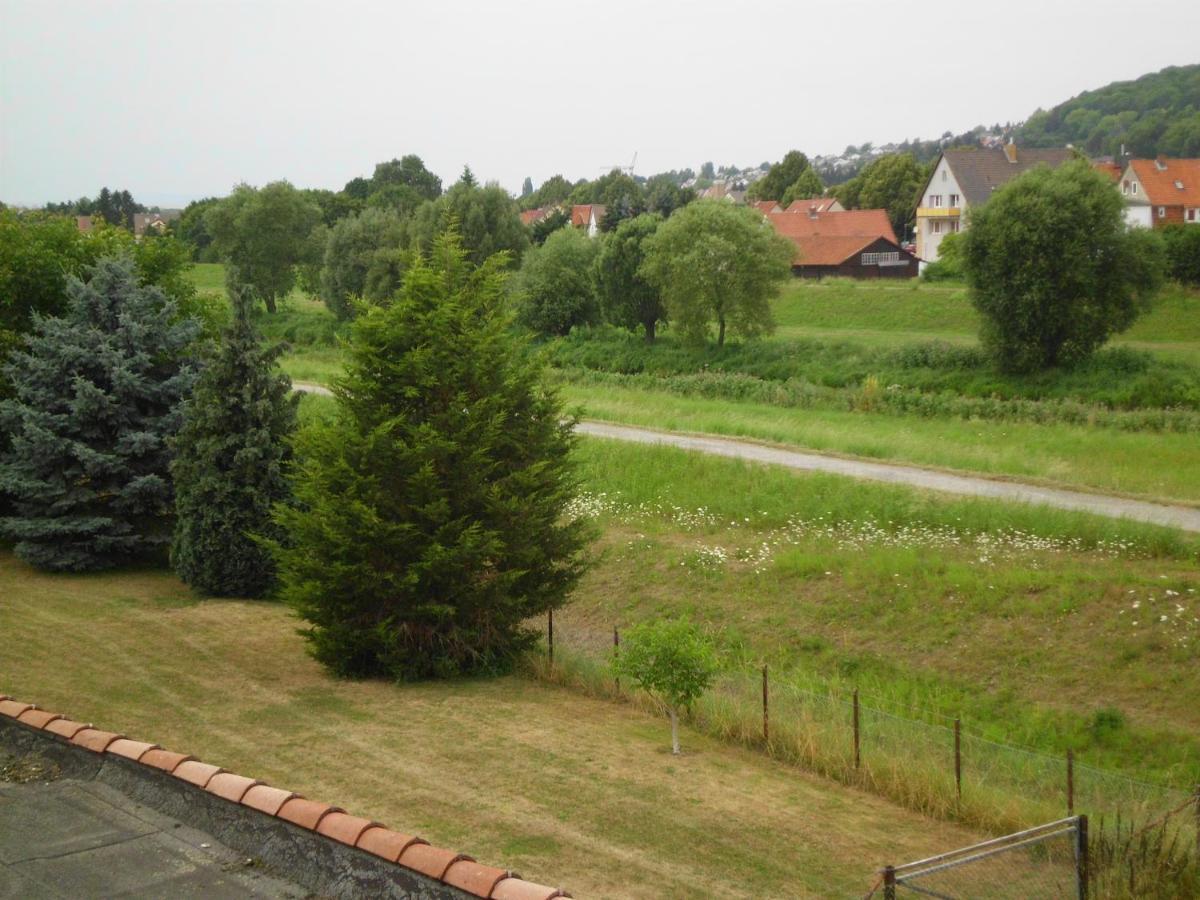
292, 383, 1200, 533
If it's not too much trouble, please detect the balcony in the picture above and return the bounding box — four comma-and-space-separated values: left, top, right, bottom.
916, 207, 961, 218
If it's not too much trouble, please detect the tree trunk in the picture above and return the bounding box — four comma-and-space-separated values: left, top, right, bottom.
644, 319, 656, 344
717, 316, 726, 347
264, 292, 277, 314
670, 707, 680, 755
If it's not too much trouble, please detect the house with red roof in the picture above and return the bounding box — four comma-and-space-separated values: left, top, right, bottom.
570, 204, 606, 237
765, 208, 918, 279
1119, 158, 1200, 229
782, 197, 844, 214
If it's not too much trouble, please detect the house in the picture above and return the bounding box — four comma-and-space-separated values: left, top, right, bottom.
75, 216, 93, 233
750, 200, 782, 215
570, 204, 606, 237
520, 207, 552, 227
766, 208, 918, 279
132, 210, 180, 237
914, 143, 1075, 261
1119, 158, 1200, 228
782, 197, 844, 214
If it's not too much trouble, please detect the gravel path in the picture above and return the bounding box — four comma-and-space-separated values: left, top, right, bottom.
292, 383, 1200, 533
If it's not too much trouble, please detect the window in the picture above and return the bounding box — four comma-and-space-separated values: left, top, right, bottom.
1158, 207, 1166, 218
932, 221, 942, 234
1189, 209, 1197, 222
1132, 183, 1138, 194
861, 252, 879, 265
949, 194, 959, 207
1122, 180, 1130, 194
929, 195, 942, 208
941, 169, 947, 181
949, 220, 960, 233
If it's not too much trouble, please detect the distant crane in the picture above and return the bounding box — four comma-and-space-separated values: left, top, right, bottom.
599, 152, 638, 177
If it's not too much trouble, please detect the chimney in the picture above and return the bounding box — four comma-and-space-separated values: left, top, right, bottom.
1003, 140, 1017, 164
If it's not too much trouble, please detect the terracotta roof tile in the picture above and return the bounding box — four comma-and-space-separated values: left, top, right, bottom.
241, 784, 298, 817
44, 718, 89, 740
399, 843, 472, 880
172, 759, 224, 788
491, 878, 572, 900
17, 708, 63, 730
106, 738, 159, 762
1128, 158, 1200, 207
140, 748, 193, 773
443, 859, 510, 897
276, 797, 343, 831
0, 699, 34, 718
316, 811, 380, 847
355, 827, 427, 863
71, 728, 123, 753
0, 695, 570, 896
206, 772, 261, 803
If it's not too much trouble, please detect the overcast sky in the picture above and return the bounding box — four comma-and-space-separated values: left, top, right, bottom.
2, 0, 1197, 207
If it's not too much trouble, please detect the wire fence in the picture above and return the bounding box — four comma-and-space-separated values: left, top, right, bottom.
543, 609, 1200, 848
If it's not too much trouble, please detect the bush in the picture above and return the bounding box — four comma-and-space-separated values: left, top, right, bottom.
1162, 224, 1200, 286
269, 232, 590, 680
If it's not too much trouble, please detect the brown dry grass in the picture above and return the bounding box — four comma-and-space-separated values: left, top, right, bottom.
0, 551, 987, 898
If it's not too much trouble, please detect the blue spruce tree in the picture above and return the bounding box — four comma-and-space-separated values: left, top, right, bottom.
0, 256, 199, 570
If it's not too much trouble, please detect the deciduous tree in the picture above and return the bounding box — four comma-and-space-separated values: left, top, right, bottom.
514, 226, 599, 336
640, 201, 793, 346
962, 160, 1166, 372
595, 213, 665, 342
611, 618, 719, 754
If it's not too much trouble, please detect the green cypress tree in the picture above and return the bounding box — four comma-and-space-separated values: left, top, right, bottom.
170, 286, 297, 596
0, 256, 200, 571
269, 230, 589, 680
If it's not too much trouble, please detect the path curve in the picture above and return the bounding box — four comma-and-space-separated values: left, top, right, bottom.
292, 383, 1200, 533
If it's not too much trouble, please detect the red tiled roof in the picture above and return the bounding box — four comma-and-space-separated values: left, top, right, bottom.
767, 209, 897, 243
0, 695, 571, 900
751, 200, 781, 214
782, 198, 838, 214
520, 207, 555, 226
1092, 161, 1122, 183
1128, 158, 1200, 207
570, 204, 605, 227
765, 209, 898, 266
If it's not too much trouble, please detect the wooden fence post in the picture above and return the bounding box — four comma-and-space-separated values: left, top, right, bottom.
883, 865, 896, 900
1067, 749, 1074, 817
1194, 784, 1199, 859
762, 664, 769, 744
548, 609, 554, 666
1077, 814, 1089, 900
954, 717, 962, 803
613, 625, 620, 692
853, 689, 861, 770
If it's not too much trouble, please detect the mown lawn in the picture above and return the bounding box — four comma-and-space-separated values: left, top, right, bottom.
0, 551, 988, 899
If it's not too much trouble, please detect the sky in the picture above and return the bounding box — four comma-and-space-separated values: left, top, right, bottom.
2, 0, 1198, 208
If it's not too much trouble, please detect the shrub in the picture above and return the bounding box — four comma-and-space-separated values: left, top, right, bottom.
514, 226, 600, 336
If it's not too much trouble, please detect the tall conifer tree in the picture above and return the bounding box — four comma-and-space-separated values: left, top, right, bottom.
171, 286, 297, 596
0, 257, 199, 571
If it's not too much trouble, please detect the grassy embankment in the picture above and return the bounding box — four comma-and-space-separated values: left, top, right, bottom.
186, 265, 1200, 504
0, 551, 991, 899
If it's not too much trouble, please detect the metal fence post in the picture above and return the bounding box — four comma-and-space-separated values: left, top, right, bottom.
1076, 814, 1089, 900
762, 664, 769, 744
853, 689, 861, 770
954, 717, 962, 803
548, 609, 554, 666
1067, 749, 1074, 816
882, 865, 896, 900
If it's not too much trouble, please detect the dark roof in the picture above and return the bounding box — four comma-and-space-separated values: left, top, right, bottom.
942, 146, 1076, 207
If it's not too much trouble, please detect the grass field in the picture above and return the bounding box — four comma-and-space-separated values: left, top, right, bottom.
558, 381, 1200, 504
0, 552, 989, 898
